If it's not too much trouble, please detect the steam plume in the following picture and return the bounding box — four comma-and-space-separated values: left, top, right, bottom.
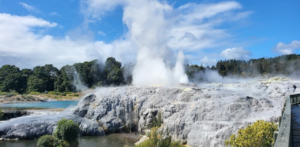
122, 0, 188, 86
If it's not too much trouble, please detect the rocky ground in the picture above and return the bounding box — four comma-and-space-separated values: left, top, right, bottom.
0, 95, 52, 104
0, 77, 298, 147
0, 93, 82, 104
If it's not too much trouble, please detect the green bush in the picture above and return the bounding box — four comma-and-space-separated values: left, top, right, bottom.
29, 91, 41, 95
225, 120, 278, 147
4, 90, 19, 97
5, 93, 15, 97
54, 118, 80, 143
48, 91, 66, 96
150, 111, 163, 128
135, 128, 184, 147
37, 135, 54, 147
48, 91, 59, 95
0, 92, 7, 95
21, 95, 34, 99
37, 118, 80, 147
0, 110, 3, 120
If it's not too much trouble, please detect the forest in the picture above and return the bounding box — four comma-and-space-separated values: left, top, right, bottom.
1, 54, 300, 94
0, 57, 130, 94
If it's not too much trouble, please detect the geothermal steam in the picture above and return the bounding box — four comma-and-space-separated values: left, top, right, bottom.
122, 0, 189, 86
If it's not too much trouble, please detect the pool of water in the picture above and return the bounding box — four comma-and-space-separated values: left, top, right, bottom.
0, 101, 78, 109
0, 134, 138, 147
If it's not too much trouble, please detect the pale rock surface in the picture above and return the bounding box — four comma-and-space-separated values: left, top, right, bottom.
0, 77, 299, 147
73, 77, 298, 147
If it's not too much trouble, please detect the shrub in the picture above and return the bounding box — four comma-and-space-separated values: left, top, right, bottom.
37, 118, 80, 147
149, 111, 163, 128
26, 95, 34, 99
48, 91, 59, 95
29, 91, 41, 95
5, 93, 14, 97
4, 90, 19, 97
0, 110, 3, 120
225, 120, 278, 147
135, 127, 184, 147
48, 91, 67, 96
54, 118, 80, 143
0, 92, 7, 95
37, 135, 54, 147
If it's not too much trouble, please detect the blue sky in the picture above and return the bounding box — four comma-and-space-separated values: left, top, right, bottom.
0, 0, 299, 69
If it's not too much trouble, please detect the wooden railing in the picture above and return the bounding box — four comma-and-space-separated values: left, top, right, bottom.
273, 94, 300, 147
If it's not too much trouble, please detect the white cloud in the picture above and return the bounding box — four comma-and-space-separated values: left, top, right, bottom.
49, 12, 59, 16
98, 31, 105, 36
273, 40, 300, 55
81, 0, 251, 51
200, 56, 217, 66
221, 47, 251, 60
80, 0, 124, 27
19, 2, 39, 12
0, 13, 136, 69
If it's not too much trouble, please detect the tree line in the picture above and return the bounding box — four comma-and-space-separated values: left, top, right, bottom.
0, 57, 130, 94
186, 54, 300, 82
215, 54, 300, 77
1, 54, 300, 94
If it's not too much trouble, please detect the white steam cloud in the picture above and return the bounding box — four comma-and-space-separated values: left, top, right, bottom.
221, 47, 251, 60
273, 40, 300, 55
121, 0, 188, 86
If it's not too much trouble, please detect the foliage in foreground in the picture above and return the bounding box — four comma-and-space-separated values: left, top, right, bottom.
0, 110, 3, 120
37, 135, 54, 147
225, 120, 278, 147
37, 118, 80, 147
126, 127, 184, 147
149, 111, 163, 128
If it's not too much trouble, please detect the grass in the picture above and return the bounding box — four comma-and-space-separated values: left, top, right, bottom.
134, 139, 183, 147
0, 90, 19, 97
43, 92, 81, 100
0, 91, 81, 101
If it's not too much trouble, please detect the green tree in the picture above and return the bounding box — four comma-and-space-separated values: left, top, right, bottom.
27, 64, 59, 93
54, 65, 75, 92
225, 120, 277, 147
104, 57, 124, 85
27, 75, 47, 92
0, 65, 25, 93
73, 60, 104, 88
1, 73, 25, 93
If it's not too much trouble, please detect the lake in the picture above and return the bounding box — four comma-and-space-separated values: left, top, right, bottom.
0, 101, 140, 147
0, 133, 139, 147
0, 101, 78, 109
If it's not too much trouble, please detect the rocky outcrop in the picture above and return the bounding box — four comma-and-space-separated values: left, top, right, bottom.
0, 77, 297, 146
0, 110, 28, 120
0, 114, 104, 139
71, 78, 295, 147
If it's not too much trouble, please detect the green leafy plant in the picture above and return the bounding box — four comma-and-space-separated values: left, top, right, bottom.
54, 118, 80, 144
134, 127, 183, 147
225, 120, 278, 147
37, 118, 80, 147
149, 111, 163, 128
37, 135, 54, 147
